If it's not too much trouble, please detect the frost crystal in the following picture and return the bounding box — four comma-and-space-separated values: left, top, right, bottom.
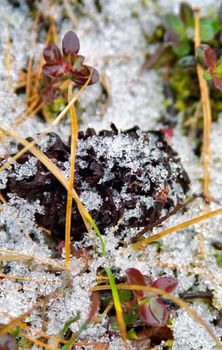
172, 303, 222, 350
2, 129, 189, 241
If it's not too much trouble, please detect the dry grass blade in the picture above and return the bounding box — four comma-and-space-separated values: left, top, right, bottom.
194, 9, 212, 201
0, 248, 66, 271
0, 74, 92, 175
19, 331, 61, 350
131, 193, 200, 243
65, 83, 79, 268
92, 284, 222, 350
0, 192, 7, 204
0, 273, 52, 283
13, 97, 41, 126
130, 207, 222, 250
193, 8, 212, 260
19, 321, 67, 344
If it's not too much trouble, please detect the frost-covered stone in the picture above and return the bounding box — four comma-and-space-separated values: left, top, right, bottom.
2, 129, 189, 242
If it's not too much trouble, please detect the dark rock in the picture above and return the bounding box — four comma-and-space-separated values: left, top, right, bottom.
1, 126, 190, 241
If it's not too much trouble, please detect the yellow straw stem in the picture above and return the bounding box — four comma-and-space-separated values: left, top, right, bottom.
131, 207, 222, 250
0, 248, 66, 271
194, 9, 212, 201
65, 83, 78, 269
93, 284, 222, 350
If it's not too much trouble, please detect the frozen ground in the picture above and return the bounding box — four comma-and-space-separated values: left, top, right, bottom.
0, 0, 222, 349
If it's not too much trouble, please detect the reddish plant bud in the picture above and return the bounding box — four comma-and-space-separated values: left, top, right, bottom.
62, 30, 80, 56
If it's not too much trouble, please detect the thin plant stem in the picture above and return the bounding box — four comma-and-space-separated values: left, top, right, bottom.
65, 83, 78, 268
105, 268, 127, 341
131, 207, 222, 250
194, 9, 212, 201
194, 8, 212, 259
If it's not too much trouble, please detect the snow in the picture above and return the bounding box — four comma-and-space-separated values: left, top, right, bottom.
0, 0, 222, 349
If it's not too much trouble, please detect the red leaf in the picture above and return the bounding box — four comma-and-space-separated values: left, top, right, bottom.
151, 276, 178, 293
71, 66, 99, 86
213, 77, 222, 91
43, 43, 62, 63
42, 63, 65, 78
62, 31, 80, 56
139, 298, 168, 327
126, 268, 147, 299
203, 46, 217, 68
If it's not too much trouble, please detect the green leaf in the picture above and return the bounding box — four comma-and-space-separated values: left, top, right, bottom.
119, 289, 132, 303
124, 311, 140, 327
128, 328, 138, 340
165, 15, 186, 39
216, 64, 222, 78
203, 70, 212, 80
200, 18, 221, 41
173, 41, 191, 57
180, 2, 194, 28
215, 254, 222, 266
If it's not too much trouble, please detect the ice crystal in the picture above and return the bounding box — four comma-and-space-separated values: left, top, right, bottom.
172, 303, 222, 350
